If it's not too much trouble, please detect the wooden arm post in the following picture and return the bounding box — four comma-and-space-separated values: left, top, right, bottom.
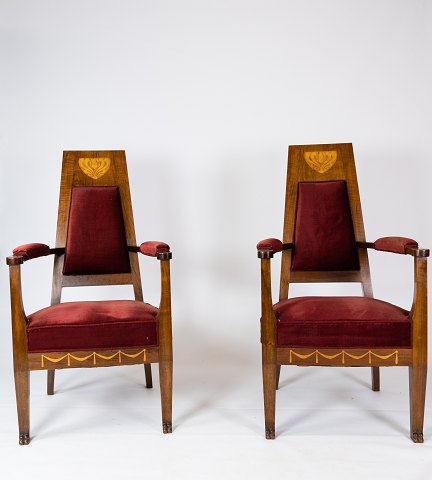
7, 257, 30, 445
260, 256, 276, 439
409, 256, 428, 443
157, 251, 173, 434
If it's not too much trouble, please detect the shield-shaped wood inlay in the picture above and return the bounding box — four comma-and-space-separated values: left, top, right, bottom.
79, 157, 111, 179
304, 151, 337, 174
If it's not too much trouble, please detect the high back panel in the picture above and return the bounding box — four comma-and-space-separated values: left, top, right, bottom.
279, 143, 372, 299
63, 186, 131, 275
291, 180, 359, 271
51, 151, 143, 304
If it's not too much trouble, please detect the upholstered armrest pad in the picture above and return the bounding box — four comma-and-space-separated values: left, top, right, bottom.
139, 241, 170, 257
13, 243, 51, 260
373, 237, 418, 255
257, 238, 283, 253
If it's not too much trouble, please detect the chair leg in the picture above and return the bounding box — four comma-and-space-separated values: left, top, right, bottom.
262, 345, 276, 439
371, 367, 380, 391
409, 365, 427, 443
47, 370, 55, 395
144, 363, 153, 388
14, 370, 30, 445
159, 359, 172, 433
276, 365, 281, 390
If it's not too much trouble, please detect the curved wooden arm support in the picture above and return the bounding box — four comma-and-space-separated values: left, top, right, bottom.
411, 257, 428, 349
260, 258, 276, 346
158, 257, 173, 358
8, 263, 29, 362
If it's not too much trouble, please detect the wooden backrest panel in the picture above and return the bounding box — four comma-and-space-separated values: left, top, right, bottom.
279, 143, 373, 299
51, 151, 143, 304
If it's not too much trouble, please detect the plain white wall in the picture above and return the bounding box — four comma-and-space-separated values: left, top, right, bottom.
1, 0, 431, 377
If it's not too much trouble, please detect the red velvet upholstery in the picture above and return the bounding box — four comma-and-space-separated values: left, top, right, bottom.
257, 238, 283, 253
291, 181, 359, 271
139, 241, 170, 257
63, 187, 131, 275
274, 296, 411, 348
27, 300, 158, 352
13, 243, 50, 260
374, 237, 418, 255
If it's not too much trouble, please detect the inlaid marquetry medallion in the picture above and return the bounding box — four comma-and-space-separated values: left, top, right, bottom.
79, 157, 111, 179
304, 150, 337, 173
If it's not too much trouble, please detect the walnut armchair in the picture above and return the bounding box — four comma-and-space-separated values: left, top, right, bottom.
257, 143, 428, 442
7, 151, 173, 444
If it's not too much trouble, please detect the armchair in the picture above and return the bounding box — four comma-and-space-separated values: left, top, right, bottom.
258, 143, 428, 442
7, 151, 173, 444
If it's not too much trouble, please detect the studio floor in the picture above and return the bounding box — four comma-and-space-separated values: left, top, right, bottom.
1, 350, 431, 480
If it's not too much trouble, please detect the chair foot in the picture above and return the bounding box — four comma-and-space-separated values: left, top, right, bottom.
265, 427, 275, 440
411, 432, 424, 443
19, 433, 30, 445
163, 422, 172, 434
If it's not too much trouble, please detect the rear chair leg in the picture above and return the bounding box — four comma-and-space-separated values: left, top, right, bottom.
371, 366, 380, 392
262, 345, 276, 439
159, 359, 172, 433
14, 370, 30, 445
47, 370, 55, 395
409, 365, 427, 443
144, 363, 153, 388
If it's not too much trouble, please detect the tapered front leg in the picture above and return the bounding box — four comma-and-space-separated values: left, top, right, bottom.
14, 370, 30, 445
409, 256, 428, 444
158, 256, 173, 433
409, 365, 427, 443
159, 359, 172, 433
262, 344, 276, 439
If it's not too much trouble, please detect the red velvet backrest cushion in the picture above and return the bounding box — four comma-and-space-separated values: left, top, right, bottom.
63, 187, 131, 275
291, 181, 360, 271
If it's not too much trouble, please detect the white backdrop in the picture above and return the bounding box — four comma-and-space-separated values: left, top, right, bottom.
1, 1, 432, 479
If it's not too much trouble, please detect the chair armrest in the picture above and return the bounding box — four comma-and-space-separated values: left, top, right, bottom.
257, 239, 292, 258
7, 243, 63, 265
374, 237, 419, 254
129, 241, 172, 260
12, 243, 51, 261
358, 237, 429, 257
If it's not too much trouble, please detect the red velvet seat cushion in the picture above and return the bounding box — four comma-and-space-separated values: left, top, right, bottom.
27, 300, 158, 352
274, 297, 411, 348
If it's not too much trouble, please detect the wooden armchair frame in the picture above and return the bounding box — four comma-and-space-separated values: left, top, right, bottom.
258, 143, 428, 442
7, 151, 173, 444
